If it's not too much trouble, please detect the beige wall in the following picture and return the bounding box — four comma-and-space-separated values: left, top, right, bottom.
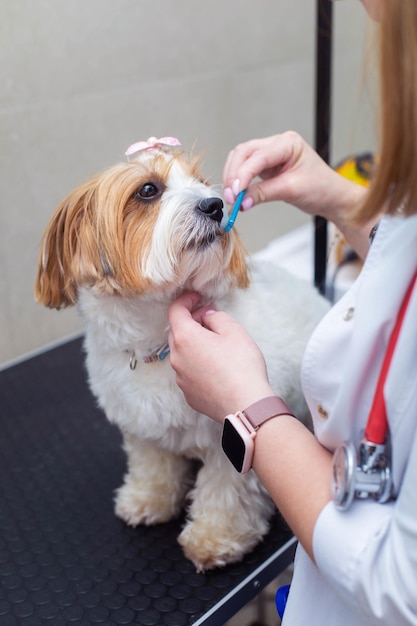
0, 1, 375, 366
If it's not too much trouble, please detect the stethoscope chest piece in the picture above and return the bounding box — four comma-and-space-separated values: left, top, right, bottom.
331, 439, 392, 511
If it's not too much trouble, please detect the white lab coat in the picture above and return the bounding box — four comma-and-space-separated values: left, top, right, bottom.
282, 214, 417, 625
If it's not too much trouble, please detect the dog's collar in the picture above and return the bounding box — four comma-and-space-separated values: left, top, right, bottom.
129, 341, 170, 370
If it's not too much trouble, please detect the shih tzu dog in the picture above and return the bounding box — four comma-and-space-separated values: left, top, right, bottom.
35, 137, 328, 571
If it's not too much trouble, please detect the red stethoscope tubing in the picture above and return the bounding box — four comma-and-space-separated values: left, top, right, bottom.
365, 269, 417, 444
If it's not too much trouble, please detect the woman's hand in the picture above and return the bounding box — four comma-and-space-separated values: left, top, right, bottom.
223, 131, 367, 219
223, 132, 334, 214
169, 294, 333, 563
168, 292, 275, 421
223, 131, 371, 258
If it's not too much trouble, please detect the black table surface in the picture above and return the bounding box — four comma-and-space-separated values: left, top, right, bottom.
0, 337, 295, 626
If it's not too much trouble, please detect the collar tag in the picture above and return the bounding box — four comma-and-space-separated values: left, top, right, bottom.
143, 342, 170, 364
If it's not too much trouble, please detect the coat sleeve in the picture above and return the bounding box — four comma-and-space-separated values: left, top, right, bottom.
313, 413, 417, 625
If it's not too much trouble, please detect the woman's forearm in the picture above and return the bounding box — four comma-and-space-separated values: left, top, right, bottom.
252, 414, 333, 562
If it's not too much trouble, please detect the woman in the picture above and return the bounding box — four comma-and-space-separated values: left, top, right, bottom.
168, 1, 417, 623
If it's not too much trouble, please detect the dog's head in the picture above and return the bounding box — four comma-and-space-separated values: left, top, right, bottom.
35, 141, 250, 308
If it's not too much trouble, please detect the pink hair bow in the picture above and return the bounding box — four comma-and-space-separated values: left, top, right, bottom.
125, 136, 181, 160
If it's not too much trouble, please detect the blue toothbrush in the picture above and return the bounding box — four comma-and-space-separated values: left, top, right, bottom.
223, 190, 246, 232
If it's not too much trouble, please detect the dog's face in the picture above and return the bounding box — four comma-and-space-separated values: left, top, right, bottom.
35, 147, 250, 308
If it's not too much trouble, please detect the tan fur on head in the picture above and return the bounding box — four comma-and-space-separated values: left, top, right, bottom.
35, 151, 250, 309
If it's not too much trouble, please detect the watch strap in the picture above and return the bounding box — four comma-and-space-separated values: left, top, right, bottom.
242, 396, 294, 430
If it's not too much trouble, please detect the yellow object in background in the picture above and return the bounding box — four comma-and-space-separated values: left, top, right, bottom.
331, 153, 377, 266
335, 153, 376, 187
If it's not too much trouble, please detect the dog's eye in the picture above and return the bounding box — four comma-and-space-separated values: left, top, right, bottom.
135, 182, 161, 200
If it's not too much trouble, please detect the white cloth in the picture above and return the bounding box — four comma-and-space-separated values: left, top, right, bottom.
282, 214, 417, 625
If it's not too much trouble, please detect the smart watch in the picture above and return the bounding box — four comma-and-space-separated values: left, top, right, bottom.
221, 396, 294, 473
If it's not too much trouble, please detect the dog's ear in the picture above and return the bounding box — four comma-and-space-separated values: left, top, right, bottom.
34, 178, 101, 309
227, 231, 251, 289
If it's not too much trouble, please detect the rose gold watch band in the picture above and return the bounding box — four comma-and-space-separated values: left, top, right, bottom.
242, 396, 295, 430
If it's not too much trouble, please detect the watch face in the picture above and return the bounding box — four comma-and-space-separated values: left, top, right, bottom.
222, 418, 246, 472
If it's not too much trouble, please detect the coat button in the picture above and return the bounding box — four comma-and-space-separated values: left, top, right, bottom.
317, 405, 328, 420
343, 307, 355, 321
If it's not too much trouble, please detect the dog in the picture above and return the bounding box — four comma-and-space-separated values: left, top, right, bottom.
35, 137, 329, 571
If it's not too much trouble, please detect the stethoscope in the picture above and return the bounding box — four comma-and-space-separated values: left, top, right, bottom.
331, 269, 417, 511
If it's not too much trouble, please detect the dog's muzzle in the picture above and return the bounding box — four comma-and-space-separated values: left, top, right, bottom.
198, 197, 224, 224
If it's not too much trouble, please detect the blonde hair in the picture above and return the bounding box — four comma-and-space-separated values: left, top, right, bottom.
357, 0, 417, 222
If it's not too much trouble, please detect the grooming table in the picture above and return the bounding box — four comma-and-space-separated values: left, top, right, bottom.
0, 337, 296, 625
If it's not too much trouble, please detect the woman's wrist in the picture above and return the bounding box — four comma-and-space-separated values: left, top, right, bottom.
221, 395, 296, 474
319, 178, 374, 260
320, 174, 367, 224
226, 383, 277, 419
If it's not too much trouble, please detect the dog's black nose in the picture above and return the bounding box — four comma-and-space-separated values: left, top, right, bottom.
198, 197, 224, 223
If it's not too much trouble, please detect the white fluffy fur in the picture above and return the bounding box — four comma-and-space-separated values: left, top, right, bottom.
36, 146, 329, 571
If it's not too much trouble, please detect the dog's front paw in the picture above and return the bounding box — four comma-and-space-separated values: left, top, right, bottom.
178, 518, 267, 572
115, 437, 193, 527
115, 478, 185, 526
